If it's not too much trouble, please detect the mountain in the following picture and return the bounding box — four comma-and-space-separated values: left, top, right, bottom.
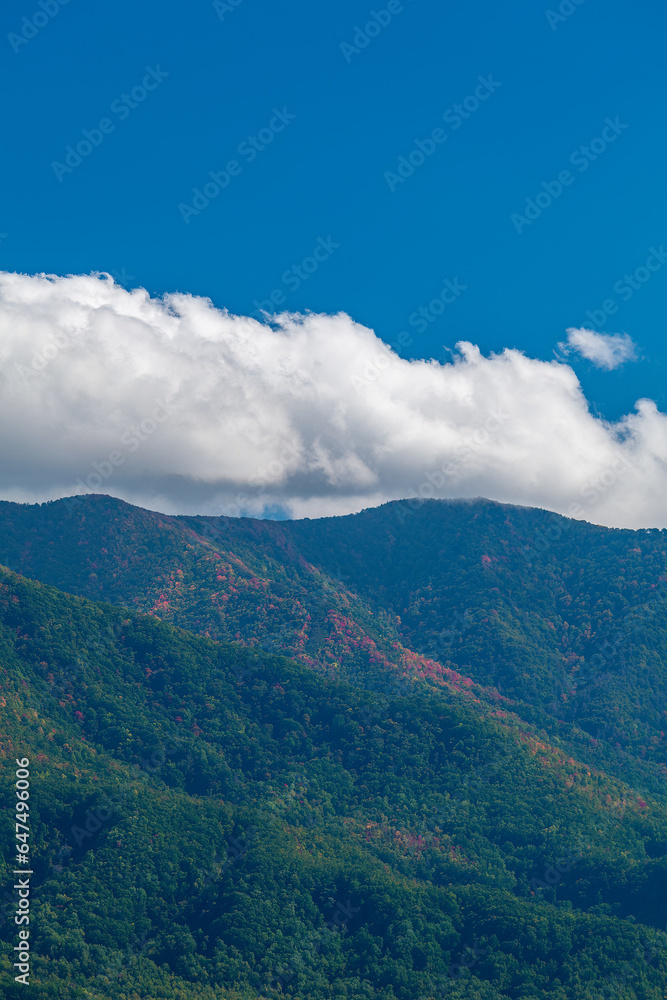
1, 494, 666, 792
1, 494, 667, 998
1, 564, 667, 999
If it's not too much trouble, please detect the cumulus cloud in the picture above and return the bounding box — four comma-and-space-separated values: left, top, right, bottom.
0, 270, 666, 529
559, 327, 637, 370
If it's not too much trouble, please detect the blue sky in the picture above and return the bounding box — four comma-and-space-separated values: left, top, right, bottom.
2, 0, 667, 531
2, 0, 666, 423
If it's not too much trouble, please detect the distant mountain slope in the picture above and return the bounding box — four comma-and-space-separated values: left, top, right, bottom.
0, 494, 502, 703
1, 495, 666, 795
279, 499, 667, 758
1, 565, 667, 999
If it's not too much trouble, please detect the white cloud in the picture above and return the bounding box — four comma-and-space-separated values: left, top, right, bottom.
560, 327, 637, 370
0, 270, 665, 529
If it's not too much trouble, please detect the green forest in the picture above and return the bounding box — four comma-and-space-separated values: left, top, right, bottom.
0, 495, 666, 998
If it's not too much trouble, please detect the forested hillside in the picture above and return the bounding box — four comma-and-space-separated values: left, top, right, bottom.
1, 495, 666, 794
280, 499, 667, 773
1, 565, 667, 998
2, 495, 667, 997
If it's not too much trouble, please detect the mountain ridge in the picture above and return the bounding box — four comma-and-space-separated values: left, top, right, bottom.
1, 559, 667, 998
1, 493, 666, 792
